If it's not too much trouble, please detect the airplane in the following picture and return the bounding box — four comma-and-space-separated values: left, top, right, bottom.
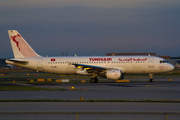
6, 30, 175, 83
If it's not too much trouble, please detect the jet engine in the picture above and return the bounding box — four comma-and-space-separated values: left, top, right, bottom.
106, 70, 123, 80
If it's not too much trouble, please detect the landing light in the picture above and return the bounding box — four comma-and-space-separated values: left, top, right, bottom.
77, 66, 82, 69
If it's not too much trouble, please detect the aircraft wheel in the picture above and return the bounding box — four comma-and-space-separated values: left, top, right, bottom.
90, 78, 98, 83
149, 78, 154, 82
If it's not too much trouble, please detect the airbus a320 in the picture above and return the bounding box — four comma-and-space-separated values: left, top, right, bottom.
6, 30, 174, 83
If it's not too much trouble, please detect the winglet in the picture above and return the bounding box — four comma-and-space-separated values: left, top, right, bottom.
8, 30, 40, 58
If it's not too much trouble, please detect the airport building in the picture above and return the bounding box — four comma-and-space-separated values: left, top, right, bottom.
0, 59, 7, 68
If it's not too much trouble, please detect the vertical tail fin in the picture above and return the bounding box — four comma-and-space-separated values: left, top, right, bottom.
8, 30, 40, 58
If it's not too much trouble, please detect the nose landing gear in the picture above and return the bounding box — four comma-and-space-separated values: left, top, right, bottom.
149, 73, 154, 82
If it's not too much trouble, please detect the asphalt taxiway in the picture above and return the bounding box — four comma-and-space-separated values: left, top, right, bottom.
0, 76, 180, 100
0, 102, 180, 120
0, 76, 180, 120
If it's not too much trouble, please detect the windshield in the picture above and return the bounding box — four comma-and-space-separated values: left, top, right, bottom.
160, 60, 168, 63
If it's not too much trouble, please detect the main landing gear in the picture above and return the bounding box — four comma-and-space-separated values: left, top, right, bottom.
149, 73, 154, 82
90, 77, 98, 83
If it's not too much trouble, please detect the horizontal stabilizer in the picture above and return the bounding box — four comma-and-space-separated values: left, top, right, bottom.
6, 59, 28, 64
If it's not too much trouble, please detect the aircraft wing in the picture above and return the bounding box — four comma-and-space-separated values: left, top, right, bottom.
72, 63, 117, 73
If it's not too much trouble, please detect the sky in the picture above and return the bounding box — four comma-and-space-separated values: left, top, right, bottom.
1, 0, 180, 58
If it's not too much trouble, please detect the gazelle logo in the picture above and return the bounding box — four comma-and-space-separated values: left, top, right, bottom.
11, 34, 21, 51
113, 73, 118, 76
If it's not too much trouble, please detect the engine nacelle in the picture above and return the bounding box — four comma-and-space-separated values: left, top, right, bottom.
106, 70, 123, 80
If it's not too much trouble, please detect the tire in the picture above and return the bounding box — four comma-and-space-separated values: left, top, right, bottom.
90, 78, 98, 83
149, 78, 154, 82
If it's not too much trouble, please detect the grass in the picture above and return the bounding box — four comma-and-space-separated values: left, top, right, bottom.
0, 86, 66, 91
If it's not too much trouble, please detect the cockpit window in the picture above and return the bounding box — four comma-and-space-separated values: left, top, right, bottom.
160, 60, 168, 63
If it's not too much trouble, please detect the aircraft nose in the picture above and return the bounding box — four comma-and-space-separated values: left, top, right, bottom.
169, 64, 175, 71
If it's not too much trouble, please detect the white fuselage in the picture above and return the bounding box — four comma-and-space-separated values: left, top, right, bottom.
6, 56, 174, 75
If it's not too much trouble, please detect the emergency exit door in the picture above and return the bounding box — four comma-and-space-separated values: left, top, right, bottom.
37, 58, 43, 68
149, 58, 154, 68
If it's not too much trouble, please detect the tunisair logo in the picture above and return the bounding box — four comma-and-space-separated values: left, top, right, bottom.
11, 34, 21, 51
10, 32, 38, 58
89, 58, 112, 61
118, 58, 147, 61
